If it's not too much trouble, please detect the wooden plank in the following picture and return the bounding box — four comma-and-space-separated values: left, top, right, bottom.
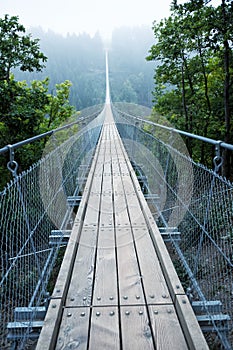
92, 133, 118, 304
51, 124, 105, 299
51, 239, 78, 299
82, 167, 103, 228
175, 295, 209, 350
112, 165, 130, 228
99, 166, 113, 228
55, 307, 90, 350
65, 228, 98, 307
73, 135, 103, 228
149, 304, 188, 350
36, 299, 63, 350
125, 193, 147, 227
113, 134, 146, 228
113, 194, 130, 227
93, 228, 118, 306
83, 193, 101, 227
113, 135, 173, 305
88, 307, 120, 349
65, 128, 105, 307
128, 163, 186, 299
116, 228, 145, 305
132, 226, 172, 305
120, 305, 154, 349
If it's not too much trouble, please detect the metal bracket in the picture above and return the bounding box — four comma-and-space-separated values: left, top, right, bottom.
213, 141, 223, 173
7, 145, 18, 177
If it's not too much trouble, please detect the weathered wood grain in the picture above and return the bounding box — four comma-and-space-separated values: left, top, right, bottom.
121, 305, 154, 349
93, 228, 118, 306
55, 307, 90, 350
132, 226, 172, 305
175, 295, 209, 350
149, 304, 188, 350
88, 307, 120, 349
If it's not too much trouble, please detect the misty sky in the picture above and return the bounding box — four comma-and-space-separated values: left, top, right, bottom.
0, 0, 174, 37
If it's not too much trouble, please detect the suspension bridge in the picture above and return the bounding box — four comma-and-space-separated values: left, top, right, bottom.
0, 52, 233, 349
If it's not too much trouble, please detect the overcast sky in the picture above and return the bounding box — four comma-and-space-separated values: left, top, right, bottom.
0, 0, 174, 38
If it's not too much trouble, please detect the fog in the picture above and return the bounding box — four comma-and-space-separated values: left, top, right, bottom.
0, 0, 173, 38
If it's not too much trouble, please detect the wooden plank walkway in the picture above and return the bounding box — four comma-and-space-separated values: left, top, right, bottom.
36, 105, 208, 350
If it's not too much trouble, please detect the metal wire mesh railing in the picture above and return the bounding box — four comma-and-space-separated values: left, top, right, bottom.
0, 107, 104, 349
112, 103, 233, 350
1, 100, 233, 349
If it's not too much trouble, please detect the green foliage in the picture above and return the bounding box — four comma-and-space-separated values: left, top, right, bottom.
0, 14, 47, 81
147, 0, 233, 175
0, 76, 75, 146
0, 15, 77, 189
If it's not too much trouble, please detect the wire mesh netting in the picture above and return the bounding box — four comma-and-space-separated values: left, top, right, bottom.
113, 103, 233, 349
1, 101, 233, 349
0, 109, 104, 349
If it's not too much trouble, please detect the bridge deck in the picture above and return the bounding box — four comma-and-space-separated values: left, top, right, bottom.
36, 105, 208, 349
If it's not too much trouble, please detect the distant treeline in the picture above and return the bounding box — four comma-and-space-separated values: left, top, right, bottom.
14, 26, 156, 109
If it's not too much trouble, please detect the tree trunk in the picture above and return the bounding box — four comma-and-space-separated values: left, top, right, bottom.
221, 0, 231, 178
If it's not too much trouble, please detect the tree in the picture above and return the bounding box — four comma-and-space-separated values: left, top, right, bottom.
0, 15, 76, 189
147, 0, 233, 175
0, 14, 47, 82
0, 14, 48, 144
44, 80, 75, 130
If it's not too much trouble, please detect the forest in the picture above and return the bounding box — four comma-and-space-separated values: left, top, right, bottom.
13, 25, 155, 110
147, 0, 233, 177
0, 16, 155, 188
0, 0, 232, 188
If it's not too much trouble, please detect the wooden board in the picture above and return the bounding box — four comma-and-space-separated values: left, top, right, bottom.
65, 228, 98, 307
120, 305, 154, 349
36, 298, 64, 350
128, 155, 186, 299
55, 307, 90, 350
175, 295, 209, 350
132, 226, 172, 305
88, 307, 120, 349
116, 228, 145, 305
149, 304, 188, 350
92, 228, 118, 306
